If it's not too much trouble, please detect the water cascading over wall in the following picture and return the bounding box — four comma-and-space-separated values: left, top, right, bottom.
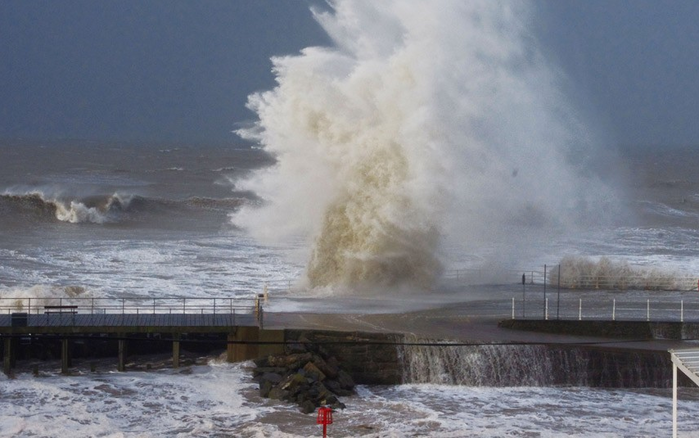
399, 340, 672, 387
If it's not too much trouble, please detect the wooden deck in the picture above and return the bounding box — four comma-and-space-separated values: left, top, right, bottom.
0, 312, 257, 334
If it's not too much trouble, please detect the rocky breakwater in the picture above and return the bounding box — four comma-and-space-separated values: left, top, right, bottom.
253, 342, 356, 414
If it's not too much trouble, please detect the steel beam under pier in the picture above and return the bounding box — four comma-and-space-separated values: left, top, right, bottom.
3, 337, 13, 377
61, 338, 71, 374
173, 334, 180, 368
118, 337, 127, 372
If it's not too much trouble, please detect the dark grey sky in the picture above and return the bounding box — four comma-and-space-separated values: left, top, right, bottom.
1, 1, 698, 147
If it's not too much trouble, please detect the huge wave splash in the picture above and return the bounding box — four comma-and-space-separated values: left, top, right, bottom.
234, 0, 619, 291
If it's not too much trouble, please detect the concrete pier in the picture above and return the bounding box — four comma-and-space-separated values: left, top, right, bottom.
232, 326, 259, 362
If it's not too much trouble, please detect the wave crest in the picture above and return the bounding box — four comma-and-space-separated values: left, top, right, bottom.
553, 256, 695, 291
1, 189, 246, 224
0, 284, 92, 310
0, 191, 138, 223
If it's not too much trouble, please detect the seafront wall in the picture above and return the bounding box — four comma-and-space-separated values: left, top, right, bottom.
499, 319, 699, 340
1, 326, 690, 387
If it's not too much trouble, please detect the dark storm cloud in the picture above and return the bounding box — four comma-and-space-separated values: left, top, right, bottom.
0, 0, 328, 144
1, 0, 698, 148
540, 0, 699, 149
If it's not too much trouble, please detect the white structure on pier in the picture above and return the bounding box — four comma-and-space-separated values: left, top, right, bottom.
669, 348, 699, 438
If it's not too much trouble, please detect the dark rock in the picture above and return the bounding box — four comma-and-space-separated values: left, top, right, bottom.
301, 400, 317, 414
331, 401, 346, 410
286, 343, 308, 354
254, 329, 399, 414
280, 372, 307, 392
324, 379, 341, 393
268, 352, 312, 369
337, 370, 355, 390
260, 372, 283, 384
253, 367, 287, 378
335, 388, 354, 397
319, 356, 340, 379
303, 361, 326, 382
253, 356, 270, 368
310, 381, 332, 403
268, 387, 288, 400
259, 380, 273, 398
322, 394, 338, 405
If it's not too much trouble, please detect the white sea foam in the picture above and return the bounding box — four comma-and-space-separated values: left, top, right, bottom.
234, 0, 621, 291
4, 363, 695, 438
0, 234, 302, 301
0, 361, 268, 438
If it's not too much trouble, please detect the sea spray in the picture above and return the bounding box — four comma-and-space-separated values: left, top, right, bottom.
552, 256, 695, 290
235, 0, 620, 290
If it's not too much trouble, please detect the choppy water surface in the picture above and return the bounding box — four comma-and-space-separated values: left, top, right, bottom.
2, 139, 699, 436
3, 362, 699, 437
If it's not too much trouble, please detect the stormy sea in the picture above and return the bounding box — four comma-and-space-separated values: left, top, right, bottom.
3, 1, 699, 437
2, 139, 699, 437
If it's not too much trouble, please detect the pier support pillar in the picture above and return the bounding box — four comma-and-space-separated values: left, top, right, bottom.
227, 327, 259, 363
226, 332, 235, 363
3, 337, 13, 377
61, 338, 71, 374
172, 334, 180, 368
118, 337, 127, 372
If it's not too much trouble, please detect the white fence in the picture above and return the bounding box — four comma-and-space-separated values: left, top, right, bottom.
511, 297, 699, 322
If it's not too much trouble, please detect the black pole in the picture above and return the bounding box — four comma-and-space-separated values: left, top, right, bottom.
522, 273, 526, 318
543, 264, 547, 319
557, 264, 561, 319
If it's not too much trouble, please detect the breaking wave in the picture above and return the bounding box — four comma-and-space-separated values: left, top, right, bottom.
552, 256, 696, 291
234, 0, 621, 291
0, 284, 92, 311
0, 190, 245, 224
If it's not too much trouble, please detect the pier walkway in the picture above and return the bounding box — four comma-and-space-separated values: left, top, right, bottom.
0, 297, 274, 376
0, 313, 255, 331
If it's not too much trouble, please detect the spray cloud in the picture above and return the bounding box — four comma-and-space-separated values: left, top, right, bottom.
235, 0, 619, 290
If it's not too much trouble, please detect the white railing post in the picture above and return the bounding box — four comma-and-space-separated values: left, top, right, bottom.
673, 362, 678, 438
545, 298, 549, 320
647, 299, 650, 322
612, 299, 616, 321
512, 297, 515, 319
681, 300, 684, 323
578, 298, 582, 321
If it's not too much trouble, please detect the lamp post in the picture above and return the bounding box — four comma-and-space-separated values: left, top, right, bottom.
543, 264, 547, 319
522, 272, 526, 318
557, 264, 561, 319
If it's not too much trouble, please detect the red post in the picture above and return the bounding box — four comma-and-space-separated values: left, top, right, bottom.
316, 406, 333, 437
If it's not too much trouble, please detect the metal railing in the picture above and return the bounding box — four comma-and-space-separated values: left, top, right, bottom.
511, 296, 699, 322
0, 297, 265, 328
0, 297, 255, 316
